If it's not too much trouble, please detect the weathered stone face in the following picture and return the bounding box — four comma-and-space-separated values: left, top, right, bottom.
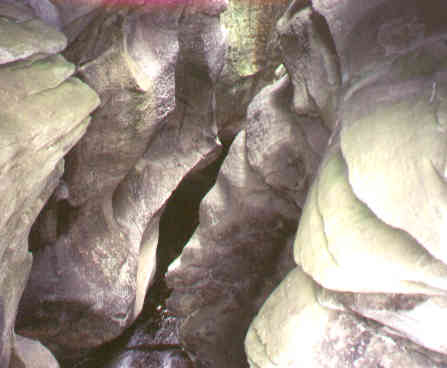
276, 0, 340, 127
246, 0, 447, 367
16, 0, 226, 361
0, 2, 99, 366
165, 71, 326, 367
3, 0, 447, 366
246, 268, 447, 368
246, 76, 327, 207
166, 129, 299, 368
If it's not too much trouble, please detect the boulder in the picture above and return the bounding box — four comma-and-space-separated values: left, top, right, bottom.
246, 267, 447, 368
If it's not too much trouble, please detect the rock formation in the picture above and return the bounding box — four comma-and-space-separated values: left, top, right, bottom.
1, 0, 447, 367
16, 0, 225, 361
245, 0, 447, 367
0, 2, 99, 366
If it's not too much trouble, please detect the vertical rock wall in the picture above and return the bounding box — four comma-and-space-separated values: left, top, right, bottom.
0, 2, 100, 367
245, 0, 447, 367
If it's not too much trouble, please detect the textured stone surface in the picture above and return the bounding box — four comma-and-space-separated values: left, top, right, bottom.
4, 0, 447, 366
246, 0, 447, 366
165, 17, 327, 365
166, 129, 299, 368
0, 17, 66, 64
318, 289, 447, 356
0, 4, 99, 366
246, 268, 447, 368
17, 8, 181, 359
246, 75, 327, 207
165, 76, 327, 368
295, 144, 447, 294
216, 0, 288, 143
10, 335, 59, 368
17, 2, 225, 361
276, 0, 341, 128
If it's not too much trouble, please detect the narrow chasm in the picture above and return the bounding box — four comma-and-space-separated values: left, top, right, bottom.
62, 150, 227, 368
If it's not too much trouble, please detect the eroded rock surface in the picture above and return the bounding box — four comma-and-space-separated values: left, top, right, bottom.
166, 72, 327, 367
246, 0, 447, 366
246, 268, 447, 368
16, 0, 225, 362
3, 0, 447, 367
0, 2, 99, 367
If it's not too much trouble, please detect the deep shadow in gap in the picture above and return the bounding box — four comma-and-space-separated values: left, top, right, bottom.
62, 148, 227, 368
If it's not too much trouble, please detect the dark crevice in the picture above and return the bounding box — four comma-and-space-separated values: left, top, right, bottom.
154, 149, 227, 282
61, 147, 227, 368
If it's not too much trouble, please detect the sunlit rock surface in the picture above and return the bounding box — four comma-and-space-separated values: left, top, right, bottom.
246, 0, 447, 366
0, 2, 99, 366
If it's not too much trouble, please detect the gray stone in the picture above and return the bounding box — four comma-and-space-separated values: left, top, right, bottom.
24, 0, 62, 29
10, 335, 59, 368
246, 1, 447, 366
18, 3, 226, 360
246, 268, 447, 368
17, 7, 181, 359
0, 2, 35, 23
317, 289, 447, 356
246, 75, 327, 207
276, 0, 341, 128
166, 129, 299, 368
